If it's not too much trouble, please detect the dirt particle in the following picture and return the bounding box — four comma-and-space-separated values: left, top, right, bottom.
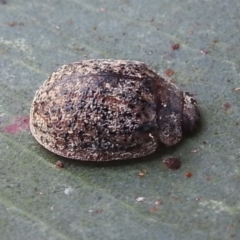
165, 69, 174, 77
222, 102, 231, 110
195, 197, 201, 201
163, 156, 181, 170
155, 200, 162, 205
185, 172, 192, 178
74, 47, 85, 51
200, 50, 209, 55
171, 43, 180, 50
64, 187, 74, 195
136, 197, 145, 202
191, 148, 200, 153
55, 161, 64, 168
138, 169, 147, 177
95, 209, 103, 214
7, 21, 24, 27
8, 21, 17, 27
0, 0, 7, 4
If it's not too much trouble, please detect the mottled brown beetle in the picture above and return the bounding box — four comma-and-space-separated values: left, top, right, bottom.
30, 60, 200, 161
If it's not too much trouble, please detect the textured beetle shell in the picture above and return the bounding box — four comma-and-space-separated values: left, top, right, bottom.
30, 59, 199, 161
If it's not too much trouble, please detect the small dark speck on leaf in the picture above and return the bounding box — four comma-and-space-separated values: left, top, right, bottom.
171, 43, 180, 50
163, 156, 181, 170
8, 21, 17, 27
165, 69, 174, 77
74, 47, 85, 51
7, 21, 24, 27
95, 209, 103, 214
222, 102, 231, 110
185, 172, 192, 178
55, 161, 64, 168
0, 0, 7, 4
195, 197, 201, 201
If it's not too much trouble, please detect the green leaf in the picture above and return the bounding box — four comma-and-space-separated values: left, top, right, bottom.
0, 0, 240, 239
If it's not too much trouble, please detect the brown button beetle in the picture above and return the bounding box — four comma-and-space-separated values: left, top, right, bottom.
30, 60, 200, 161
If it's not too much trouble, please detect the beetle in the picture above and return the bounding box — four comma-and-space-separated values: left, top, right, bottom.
30, 59, 200, 161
